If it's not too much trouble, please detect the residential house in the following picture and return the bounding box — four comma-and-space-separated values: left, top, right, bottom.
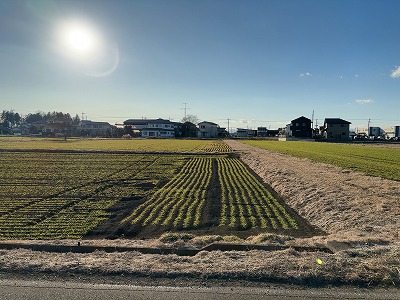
287, 116, 312, 138
257, 127, 279, 137
395, 126, 400, 138
368, 127, 385, 139
217, 127, 228, 137
198, 121, 219, 138
78, 120, 112, 137
123, 118, 179, 138
236, 128, 257, 138
322, 118, 351, 139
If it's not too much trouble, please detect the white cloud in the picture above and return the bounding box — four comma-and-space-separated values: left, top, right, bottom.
391, 66, 400, 78
299, 72, 312, 77
239, 119, 255, 124
355, 99, 375, 105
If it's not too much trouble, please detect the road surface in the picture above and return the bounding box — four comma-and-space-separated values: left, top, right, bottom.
0, 279, 398, 300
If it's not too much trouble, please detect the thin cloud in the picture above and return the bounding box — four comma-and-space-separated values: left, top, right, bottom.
355, 99, 374, 105
391, 66, 400, 78
299, 72, 312, 78
239, 119, 255, 124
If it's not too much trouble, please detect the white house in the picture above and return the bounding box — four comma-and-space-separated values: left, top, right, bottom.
141, 119, 176, 138
123, 118, 178, 138
198, 121, 219, 138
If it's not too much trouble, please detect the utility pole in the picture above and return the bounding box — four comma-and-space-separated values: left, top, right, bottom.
367, 118, 371, 137
227, 118, 230, 137
182, 102, 188, 119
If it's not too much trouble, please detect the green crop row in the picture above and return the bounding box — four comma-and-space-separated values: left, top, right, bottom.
241, 140, 400, 181
217, 157, 298, 230
126, 155, 298, 231
126, 156, 213, 228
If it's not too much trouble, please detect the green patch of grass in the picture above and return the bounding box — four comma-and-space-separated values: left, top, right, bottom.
241, 140, 400, 181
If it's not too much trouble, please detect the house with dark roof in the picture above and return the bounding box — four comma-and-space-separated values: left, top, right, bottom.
123, 118, 180, 138
287, 116, 313, 138
322, 118, 351, 139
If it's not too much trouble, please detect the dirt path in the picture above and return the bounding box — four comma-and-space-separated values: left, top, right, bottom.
225, 140, 400, 241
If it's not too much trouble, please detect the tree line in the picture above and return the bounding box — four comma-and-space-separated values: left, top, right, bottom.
1, 110, 81, 129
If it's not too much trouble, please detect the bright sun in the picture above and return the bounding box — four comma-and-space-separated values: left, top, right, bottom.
65, 26, 94, 53
58, 21, 100, 58
55, 19, 119, 77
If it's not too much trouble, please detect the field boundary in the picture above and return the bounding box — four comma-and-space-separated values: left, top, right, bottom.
0, 241, 333, 255
0, 149, 232, 156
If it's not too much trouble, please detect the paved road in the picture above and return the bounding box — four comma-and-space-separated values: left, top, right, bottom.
0, 279, 399, 300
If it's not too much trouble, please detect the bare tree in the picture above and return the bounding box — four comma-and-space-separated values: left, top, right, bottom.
181, 114, 200, 125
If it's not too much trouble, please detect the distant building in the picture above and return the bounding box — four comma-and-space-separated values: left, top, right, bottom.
198, 121, 219, 138
369, 127, 385, 139
78, 120, 112, 137
257, 127, 268, 137
123, 118, 180, 138
287, 116, 312, 138
394, 126, 400, 138
217, 127, 228, 137
322, 118, 351, 139
236, 128, 256, 138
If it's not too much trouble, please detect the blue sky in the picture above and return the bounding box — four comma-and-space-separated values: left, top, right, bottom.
1, 0, 399, 131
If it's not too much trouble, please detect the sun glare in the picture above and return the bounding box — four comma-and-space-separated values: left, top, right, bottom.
55, 19, 119, 77
65, 26, 94, 53
58, 21, 100, 58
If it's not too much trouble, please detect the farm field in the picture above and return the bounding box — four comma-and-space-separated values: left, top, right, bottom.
0, 139, 314, 240
0, 136, 232, 153
241, 140, 400, 181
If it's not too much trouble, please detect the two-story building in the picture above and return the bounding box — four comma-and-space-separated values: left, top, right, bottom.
123, 118, 179, 138
322, 118, 351, 139
286, 116, 313, 138
198, 121, 219, 138
78, 120, 112, 137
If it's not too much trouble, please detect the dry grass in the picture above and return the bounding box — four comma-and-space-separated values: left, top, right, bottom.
0, 241, 398, 286
225, 140, 400, 241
